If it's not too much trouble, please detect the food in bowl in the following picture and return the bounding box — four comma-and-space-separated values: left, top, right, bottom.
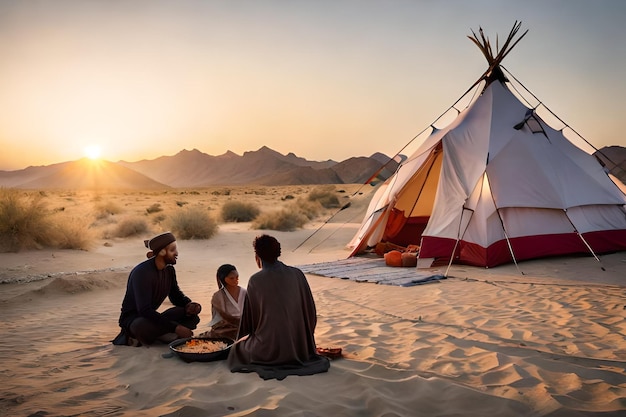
173, 339, 229, 354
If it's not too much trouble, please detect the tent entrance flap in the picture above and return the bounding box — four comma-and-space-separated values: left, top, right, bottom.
382, 145, 443, 248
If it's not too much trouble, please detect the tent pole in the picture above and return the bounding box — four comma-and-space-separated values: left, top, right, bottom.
484, 173, 525, 275
499, 223, 524, 275
443, 239, 460, 278
443, 207, 474, 277
562, 209, 606, 271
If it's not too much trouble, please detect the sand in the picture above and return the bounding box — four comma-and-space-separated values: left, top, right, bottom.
2, 216, 626, 416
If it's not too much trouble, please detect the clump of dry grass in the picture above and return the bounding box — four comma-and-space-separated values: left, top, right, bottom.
252, 208, 308, 232
293, 199, 323, 220
307, 185, 340, 209
51, 215, 96, 250
94, 201, 124, 220
111, 216, 150, 238
252, 185, 340, 232
146, 203, 163, 214
168, 206, 218, 239
221, 200, 261, 222
151, 213, 166, 224
0, 188, 55, 252
0, 188, 95, 252
250, 186, 343, 231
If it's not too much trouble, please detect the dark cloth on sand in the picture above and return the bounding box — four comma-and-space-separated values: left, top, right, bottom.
227, 261, 329, 380
112, 257, 199, 346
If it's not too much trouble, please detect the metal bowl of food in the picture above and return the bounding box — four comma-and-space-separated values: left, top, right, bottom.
169, 337, 233, 363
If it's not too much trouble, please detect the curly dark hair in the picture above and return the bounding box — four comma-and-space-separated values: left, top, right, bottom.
253, 234, 281, 263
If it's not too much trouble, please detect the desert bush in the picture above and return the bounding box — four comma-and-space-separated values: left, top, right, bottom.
252, 208, 307, 232
211, 189, 231, 196
168, 207, 218, 239
94, 201, 123, 219
151, 213, 166, 224
52, 215, 96, 250
307, 185, 340, 208
0, 188, 56, 252
112, 216, 150, 238
294, 198, 323, 220
146, 203, 163, 214
221, 201, 261, 222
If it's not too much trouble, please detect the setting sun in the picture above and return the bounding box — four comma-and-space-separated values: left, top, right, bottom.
84, 145, 102, 160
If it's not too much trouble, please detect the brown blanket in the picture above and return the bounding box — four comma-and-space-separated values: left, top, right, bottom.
227, 261, 329, 380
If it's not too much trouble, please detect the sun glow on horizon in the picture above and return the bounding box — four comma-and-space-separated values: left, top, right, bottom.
84, 145, 102, 160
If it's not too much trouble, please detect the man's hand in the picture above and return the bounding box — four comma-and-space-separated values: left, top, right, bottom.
185, 302, 202, 316
175, 324, 193, 339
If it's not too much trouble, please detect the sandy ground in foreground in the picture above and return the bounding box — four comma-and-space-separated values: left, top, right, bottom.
1, 208, 626, 416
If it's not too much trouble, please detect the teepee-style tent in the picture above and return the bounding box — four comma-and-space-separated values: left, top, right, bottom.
348, 22, 626, 268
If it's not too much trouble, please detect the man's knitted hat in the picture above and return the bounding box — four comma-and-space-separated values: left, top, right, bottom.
144, 232, 176, 258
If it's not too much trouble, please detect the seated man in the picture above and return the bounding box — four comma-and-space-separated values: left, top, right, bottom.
227, 234, 329, 380
112, 232, 201, 346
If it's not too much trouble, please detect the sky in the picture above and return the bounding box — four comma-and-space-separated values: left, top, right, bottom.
1, 0, 625, 171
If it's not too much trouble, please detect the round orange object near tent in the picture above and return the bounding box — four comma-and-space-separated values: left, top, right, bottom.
384, 250, 403, 267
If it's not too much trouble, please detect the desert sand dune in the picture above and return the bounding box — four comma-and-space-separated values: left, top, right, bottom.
1, 188, 625, 416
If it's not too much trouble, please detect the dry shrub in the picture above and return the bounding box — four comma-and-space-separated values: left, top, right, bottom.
252, 208, 307, 232
51, 215, 96, 250
0, 188, 95, 252
294, 198, 323, 220
94, 201, 123, 220
211, 188, 231, 196
0, 188, 56, 252
146, 203, 163, 214
151, 213, 166, 224
112, 216, 150, 238
248, 187, 339, 231
221, 200, 261, 222
168, 206, 218, 239
307, 185, 340, 208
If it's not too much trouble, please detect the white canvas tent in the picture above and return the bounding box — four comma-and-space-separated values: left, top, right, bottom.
348, 22, 626, 268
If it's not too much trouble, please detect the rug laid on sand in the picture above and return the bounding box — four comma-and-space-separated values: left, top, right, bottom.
297, 257, 446, 287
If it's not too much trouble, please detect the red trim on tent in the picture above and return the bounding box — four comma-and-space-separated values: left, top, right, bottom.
583, 230, 626, 253
421, 229, 626, 267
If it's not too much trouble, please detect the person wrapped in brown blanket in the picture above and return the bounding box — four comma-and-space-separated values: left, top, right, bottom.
227, 234, 330, 380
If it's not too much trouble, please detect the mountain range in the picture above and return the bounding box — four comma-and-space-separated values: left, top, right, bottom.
1, 145, 623, 191
0, 146, 400, 190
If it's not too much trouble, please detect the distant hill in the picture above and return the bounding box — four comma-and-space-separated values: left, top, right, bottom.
117, 146, 399, 187
0, 162, 69, 188
0, 159, 169, 190
3, 145, 623, 191
3, 144, 624, 191
594, 146, 626, 184
0, 147, 399, 190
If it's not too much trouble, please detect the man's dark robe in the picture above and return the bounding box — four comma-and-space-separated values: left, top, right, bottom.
112, 257, 198, 345
227, 261, 329, 380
